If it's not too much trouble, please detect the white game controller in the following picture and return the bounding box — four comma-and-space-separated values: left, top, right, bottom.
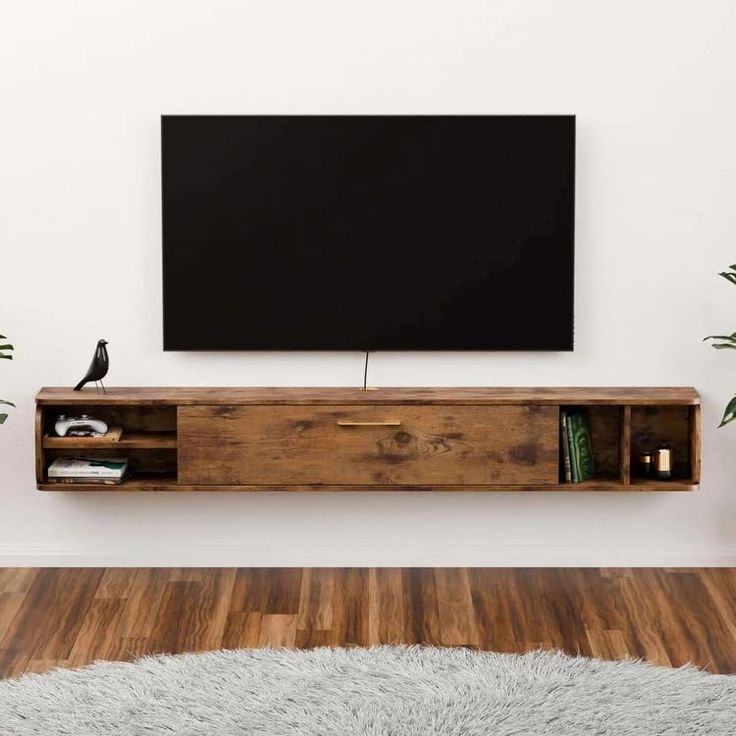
55, 414, 109, 437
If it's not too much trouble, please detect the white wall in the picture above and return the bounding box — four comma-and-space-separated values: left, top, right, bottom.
2, 0, 736, 566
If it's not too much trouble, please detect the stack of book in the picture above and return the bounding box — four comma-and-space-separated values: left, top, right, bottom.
560, 409, 595, 483
47, 457, 129, 485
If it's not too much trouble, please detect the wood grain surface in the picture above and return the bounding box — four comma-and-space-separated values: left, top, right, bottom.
37, 479, 699, 492
35, 387, 701, 493
178, 405, 559, 486
0, 568, 734, 679
37, 387, 701, 406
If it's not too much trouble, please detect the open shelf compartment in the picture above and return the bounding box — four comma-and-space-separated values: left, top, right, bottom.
629, 405, 700, 486
557, 402, 700, 491
37, 402, 178, 489
559, 405, 624, 486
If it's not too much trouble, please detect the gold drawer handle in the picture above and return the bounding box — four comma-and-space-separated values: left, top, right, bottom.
336, 420, 402, 427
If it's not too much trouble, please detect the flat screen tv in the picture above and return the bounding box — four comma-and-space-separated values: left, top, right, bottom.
162, 115, 575, 350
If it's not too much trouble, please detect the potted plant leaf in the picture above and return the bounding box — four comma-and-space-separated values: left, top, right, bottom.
0, 334, 13, 424
705, 265, 736, 426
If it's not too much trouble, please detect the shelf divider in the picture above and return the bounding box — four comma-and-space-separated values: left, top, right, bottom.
689, 405, 701, 485
43, 431, 177, 450
619, 405, 631, 485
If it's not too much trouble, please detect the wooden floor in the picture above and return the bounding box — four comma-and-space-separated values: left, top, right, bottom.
0, 568, 735, 679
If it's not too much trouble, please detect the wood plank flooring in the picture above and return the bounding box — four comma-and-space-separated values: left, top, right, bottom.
0, 568, 735, 679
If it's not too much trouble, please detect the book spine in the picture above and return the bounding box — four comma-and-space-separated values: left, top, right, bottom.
569, 412, 595, 482
49, 468, 124, 478
48, 477, 124, 485
579, 413, 595, 481
560, 411, 572, 483
566, 412, 578, 482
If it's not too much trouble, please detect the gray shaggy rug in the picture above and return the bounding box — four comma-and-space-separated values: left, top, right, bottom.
0, 646, 734, 735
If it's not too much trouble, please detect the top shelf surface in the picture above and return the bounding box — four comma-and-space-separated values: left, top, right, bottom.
36, 387, 700, 406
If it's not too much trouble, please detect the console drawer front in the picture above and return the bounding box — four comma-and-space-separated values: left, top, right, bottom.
178, 404, 558, 486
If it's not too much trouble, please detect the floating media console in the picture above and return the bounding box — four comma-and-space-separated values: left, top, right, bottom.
35, 387, 701, 492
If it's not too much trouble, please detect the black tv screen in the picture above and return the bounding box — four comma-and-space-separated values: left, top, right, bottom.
162, 115, 575, 350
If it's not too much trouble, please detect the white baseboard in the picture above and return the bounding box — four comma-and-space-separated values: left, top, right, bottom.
0, 543, 734, 567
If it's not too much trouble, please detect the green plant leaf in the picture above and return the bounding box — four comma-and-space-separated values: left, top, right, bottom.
720, 396, 736, 427
704, 332, 736, 349
710, 268, 736, 426
704, 334, 736, 342
705, 332, 736, 339
1, 332, 12, 425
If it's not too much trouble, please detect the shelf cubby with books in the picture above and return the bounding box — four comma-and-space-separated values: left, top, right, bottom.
558, 401, 700, 491
36, 400, 178, 489
559, 404, 623, 485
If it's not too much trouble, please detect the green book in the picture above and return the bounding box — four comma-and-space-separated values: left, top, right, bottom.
565, 413, 578, 482
560, 411, 572, 483
567, 411, 595, 482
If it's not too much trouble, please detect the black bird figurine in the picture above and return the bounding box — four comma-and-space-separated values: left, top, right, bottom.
73, 339, 109, 393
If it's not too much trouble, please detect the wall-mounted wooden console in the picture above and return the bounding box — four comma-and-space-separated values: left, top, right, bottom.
35, 387, 701, 492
